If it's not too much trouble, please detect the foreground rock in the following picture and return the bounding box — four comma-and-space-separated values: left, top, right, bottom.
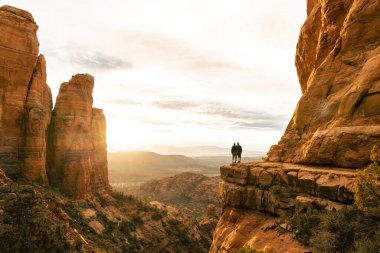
210, 207, 310, 253
0, 169, 213, 253
267, 0, 380, 168
210, 162, 355, 252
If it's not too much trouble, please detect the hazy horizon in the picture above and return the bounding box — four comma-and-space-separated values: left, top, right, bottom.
3, 0, 306, 152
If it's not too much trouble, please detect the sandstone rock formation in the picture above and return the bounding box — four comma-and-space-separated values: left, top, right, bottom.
0, 5, 110, 199
210, 2, 380, 250
219, 162, 355, 217
267, 0, 380, 168
47, 74, 110, 199
0, 6, 52, 182
20, 55, 52, 183
210, 207, 310, 253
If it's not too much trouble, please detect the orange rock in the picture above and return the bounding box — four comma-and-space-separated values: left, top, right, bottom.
267, 0, 380, 168
47, 74, 110, 199
0, 6, 40, 175
20, 55, 52, 182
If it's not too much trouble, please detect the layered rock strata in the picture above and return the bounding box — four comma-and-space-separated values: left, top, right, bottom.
20, 55, 52, 183
0, 6, 44, 179
267, 0, 380, 168
219, 162, 355, 217
47, 74, 110, 199
209, 162, 356, 252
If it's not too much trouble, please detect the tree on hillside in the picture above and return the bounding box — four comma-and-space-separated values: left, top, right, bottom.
354, 145, 380, 210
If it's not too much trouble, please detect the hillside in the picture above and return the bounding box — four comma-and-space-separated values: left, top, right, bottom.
134, 172, 221, 218
0, 169, 215, 253
108, 152, 216, 184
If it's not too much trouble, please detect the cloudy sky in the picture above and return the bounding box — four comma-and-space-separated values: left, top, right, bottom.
5, 0, 306, 152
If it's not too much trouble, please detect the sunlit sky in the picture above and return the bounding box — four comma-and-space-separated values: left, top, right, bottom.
4, 0, 306, 152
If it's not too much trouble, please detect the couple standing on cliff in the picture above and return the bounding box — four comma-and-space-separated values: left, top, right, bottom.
231, 143, 242, 163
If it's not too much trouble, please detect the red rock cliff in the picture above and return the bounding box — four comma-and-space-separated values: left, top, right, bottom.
0, 6, 52, 182
267, 0, 380, 168
47, 74, 110, 199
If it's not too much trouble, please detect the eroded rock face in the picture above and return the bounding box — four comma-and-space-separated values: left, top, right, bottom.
47, 74, 110, 199
20, 55, 52, 183
0, 6, 52, 182
267, 0, 380, 168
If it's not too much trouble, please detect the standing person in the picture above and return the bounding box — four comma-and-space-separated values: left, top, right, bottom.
231, 143, 237, 163
237, 142, 242, 163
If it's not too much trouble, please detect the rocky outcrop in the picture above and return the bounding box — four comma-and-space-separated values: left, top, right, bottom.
47, 74, 110, 199
209, 207, 310, 253
219, 162, 355, 217
267, 0, 380, 168
209, 162, 355, 252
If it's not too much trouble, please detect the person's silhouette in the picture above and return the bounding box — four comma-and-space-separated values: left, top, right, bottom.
231, 143, 237, 163
236, 142, 242, 162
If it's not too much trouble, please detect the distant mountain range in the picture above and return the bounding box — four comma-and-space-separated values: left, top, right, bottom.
107, 150, 264, 184
124, 145, 265, 157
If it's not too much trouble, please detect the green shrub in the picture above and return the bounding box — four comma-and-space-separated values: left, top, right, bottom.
113, 192, 135, 203
119, 220, 136, 233
151, 211, 163, 220
291, 211, 322, 245
354, 145, 380, 210
132, 214, 143, 224
353, 229, 380, 253
292, 207, 380, 252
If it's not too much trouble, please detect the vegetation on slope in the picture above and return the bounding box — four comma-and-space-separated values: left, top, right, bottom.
291, 146, 380, 253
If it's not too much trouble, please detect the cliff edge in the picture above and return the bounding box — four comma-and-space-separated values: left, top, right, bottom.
211, 0, 380, 252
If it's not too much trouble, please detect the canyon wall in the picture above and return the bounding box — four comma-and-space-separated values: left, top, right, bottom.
267, 0, 380, 168
0, 6, 51, 181
0, 5, 109, 199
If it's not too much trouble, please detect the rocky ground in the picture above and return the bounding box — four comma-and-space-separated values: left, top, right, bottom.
0, 170, 217, 253
132, 172, 221, 218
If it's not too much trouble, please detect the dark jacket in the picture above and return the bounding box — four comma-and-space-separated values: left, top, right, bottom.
236, 144, 242, 155
231, 145, 237, 155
